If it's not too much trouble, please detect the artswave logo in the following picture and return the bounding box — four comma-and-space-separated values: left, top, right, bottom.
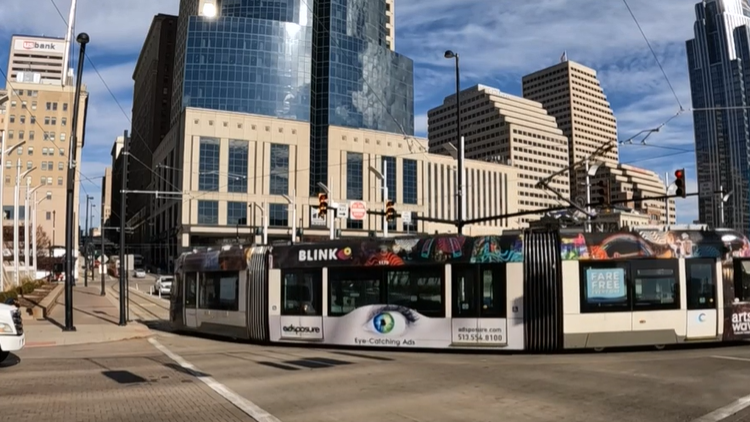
732, 312, 750, 335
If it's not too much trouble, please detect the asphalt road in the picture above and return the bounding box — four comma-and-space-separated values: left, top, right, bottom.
6, 330, 750, 422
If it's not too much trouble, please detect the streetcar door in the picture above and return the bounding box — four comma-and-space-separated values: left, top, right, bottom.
184, 272, 199, 328
451, 265, 480, 345
451, 265, 508, 346
685, 259, 718, 339
279, 269, 324, 341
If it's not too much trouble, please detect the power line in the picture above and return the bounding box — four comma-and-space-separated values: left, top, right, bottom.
621, 0, 684, 111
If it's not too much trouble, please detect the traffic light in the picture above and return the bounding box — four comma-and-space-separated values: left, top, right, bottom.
318, 193, 328, 217
674, 169, 686, 198
385, 199, 396, 222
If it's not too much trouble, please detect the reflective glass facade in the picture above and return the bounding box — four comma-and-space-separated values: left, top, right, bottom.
228, 140, 249, 193
403, 158, 418, 204
382, 156, 396, 201
198, 200, 219, 224
270, 143, 290, 195
269, 203, 289, 226
346, 152, 363, 200
309, 0, 414, 194
227, 201, 247, 225
181, 1, 312, 120
198, 137, 220, 191
687, 1, 750, 234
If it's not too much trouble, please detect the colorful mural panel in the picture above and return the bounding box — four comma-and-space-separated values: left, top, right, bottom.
559, 229, 750, 261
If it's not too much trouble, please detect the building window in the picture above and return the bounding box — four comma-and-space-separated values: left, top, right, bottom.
9, 115, 14, 123
26, 161, 32, 170
46, 177, 52, 185
197, 200, 218, 224
58, 162, 64, 170
269, 143, 289, 195
346, 152, 363, 200
61, 117, 67, 126
226, 201, 247, 225
57, 177, 63, 186
269, 203, 288, 227
46, 211, 51, 220
382, 156, 396, 201
28, 131, 34, 140
403, 159, 418, 204
19, 116, 25, 124
27, 147, 33, 155
227, 140, 248, 193
198, 137, 219, 191
18, 131, 23, 140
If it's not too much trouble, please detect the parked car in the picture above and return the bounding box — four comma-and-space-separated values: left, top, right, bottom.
133, 268, 146, 278
153, 276, 173, 296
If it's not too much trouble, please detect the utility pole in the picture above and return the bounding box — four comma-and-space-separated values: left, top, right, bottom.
664, 171, 670, 226
119, 130, 128, 326
84, 195, 90, 287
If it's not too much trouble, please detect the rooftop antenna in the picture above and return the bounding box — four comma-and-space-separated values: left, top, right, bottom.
61, 0, 78, 87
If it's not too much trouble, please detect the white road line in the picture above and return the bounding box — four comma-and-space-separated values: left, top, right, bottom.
691, 395, 750, 422
148, 338, 281, 422
711, 355, 750, 363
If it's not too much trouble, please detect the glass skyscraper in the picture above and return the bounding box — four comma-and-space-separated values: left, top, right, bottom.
172, 0, 414, 195
687, 0, 750, 234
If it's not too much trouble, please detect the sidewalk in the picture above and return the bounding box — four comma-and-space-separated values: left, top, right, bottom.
22, 284, 153, 348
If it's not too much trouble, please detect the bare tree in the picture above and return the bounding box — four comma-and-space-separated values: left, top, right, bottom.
35, 226, 51, 255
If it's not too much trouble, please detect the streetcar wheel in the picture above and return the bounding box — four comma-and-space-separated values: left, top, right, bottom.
654, 344, 666, 350
593, 347, 605, 352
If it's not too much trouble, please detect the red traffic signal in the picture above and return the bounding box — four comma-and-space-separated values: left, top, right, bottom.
674, 169, 686, 198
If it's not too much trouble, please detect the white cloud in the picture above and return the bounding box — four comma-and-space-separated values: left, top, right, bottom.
0, 0, 179, 55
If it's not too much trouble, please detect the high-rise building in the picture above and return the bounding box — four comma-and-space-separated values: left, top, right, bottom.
108, 134, 126, 244
427, 84, 569, 225
6, 35, 66, 84
127, 14, 177, 256
687, 0, 750, 233
169, 0, 413, 196
0, 81, 87, 251
101, 166, 112, 225
521, 59, 619, 203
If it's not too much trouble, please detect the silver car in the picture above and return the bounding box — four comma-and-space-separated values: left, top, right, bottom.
153, 276, 173, 296
133, 268, 146, 278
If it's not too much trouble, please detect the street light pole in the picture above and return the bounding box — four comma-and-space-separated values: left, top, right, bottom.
24, 184, 41, 278
444, 50, 463, 234
63, 32, 89, 332
100, 207, 105, 296
84, 195, 92, 287
282, 189, 296, 244
15, 164, 35, 285
119, 129, 128, 326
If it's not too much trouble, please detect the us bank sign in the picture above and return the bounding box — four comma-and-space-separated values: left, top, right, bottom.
13, 39, 65, 53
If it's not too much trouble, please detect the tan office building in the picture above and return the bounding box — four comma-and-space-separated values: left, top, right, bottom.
593, 163, 676, 225
522, 59, 619, 203
385, 0, 395, 50
101, 166, 113, 223
7, 35, 67, 84
0, 81, 87, 251
426, 84, 570, 225
145, 108, 519, 256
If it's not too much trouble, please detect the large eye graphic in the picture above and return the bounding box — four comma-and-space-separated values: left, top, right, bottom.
363, 305, 418, 337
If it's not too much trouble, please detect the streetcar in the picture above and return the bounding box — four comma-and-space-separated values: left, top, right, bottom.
168, 226, 750, 352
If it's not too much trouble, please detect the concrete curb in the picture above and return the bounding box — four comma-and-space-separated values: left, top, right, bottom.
34, 283, 64, 320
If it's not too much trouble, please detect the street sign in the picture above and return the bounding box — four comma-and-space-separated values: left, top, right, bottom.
402, 211, 412, 224
349, 201, 367, 221
336, 203, 348, 220
310, 208, 326, 226
699, 181, 712, 198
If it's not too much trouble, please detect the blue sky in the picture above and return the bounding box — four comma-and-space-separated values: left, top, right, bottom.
0, 0, 700, 226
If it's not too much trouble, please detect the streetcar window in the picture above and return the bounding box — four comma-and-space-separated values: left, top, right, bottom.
452, 266, 477, 317
736, 261, 750, 302
386, 266, 444, 317
686, 260, 716, 310
198, 271, 240, 311
185, 273, 197, 308
281, 270, 322, 316
328, 268, 381, 316
631, 261, 680, 310
480, 268, 506, 318
579, 262, 630, 313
